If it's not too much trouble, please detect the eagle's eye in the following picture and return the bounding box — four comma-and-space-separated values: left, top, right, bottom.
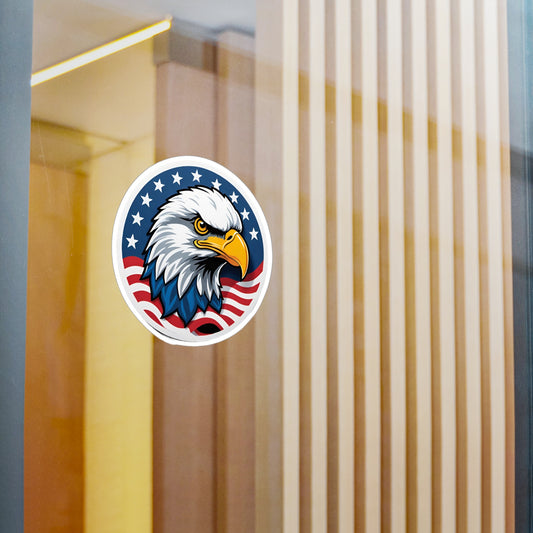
194, 217, 209, 235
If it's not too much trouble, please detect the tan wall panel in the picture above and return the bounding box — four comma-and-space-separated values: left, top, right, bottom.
451, 1, 483, 532
378, 0, 407, 530
403, 1, 432, 532
352, 1, 382, 532
25, 163, 87, 533
497, 2, 515, 531
299, 0, 328, 532
215, 30, 256, 533
427, 1, 457, 532
251, 1, 515, 530
153, 344, 216, 533
153, 61, 217, 533
255, 0, 301, 531
155, 62, 216, 162
325, 0, 355, 531
475, 1, 506, 531
85, 138, 154, 533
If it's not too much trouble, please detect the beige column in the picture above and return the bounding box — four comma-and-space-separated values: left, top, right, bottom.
152, 35, 218, 533
255, 0, 301, 531
215, 30, 256, 533
25, 157, 87, 533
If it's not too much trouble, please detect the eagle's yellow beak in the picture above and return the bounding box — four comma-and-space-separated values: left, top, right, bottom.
195, 229, 249, 278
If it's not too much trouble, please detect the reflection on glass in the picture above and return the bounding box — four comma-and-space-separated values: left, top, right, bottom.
25, 0, 517, 532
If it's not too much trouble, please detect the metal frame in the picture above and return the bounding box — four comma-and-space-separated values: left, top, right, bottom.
509, 0, 533, 529
0, 0, 32, 530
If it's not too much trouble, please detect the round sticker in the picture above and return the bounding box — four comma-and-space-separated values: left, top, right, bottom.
112, 156, 272, 346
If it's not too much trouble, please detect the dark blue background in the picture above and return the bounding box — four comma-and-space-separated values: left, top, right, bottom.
121, 165, 264, 280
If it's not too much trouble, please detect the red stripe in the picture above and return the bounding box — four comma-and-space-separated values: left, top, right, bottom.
204, 305, 234, 326
138, 294, 185, 329
125, 256, 264, 333
134, 292, 164, 314
219, 314, 234, 326
221, 303, 244, 317
189, 315, 234, 333
128, 274, 150, 286
221, 291, 252, 306
124, 256, 144, 268
244, 262, 263, 281
165, 314, 185, 329
145, 309, 163, 326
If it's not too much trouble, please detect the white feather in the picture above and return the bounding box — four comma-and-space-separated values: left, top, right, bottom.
145, 186, 242, 299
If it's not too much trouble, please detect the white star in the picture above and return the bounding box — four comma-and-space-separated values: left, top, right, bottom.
154, 179, 165, 192
230, 191, 239, 203
240, 208, 250, 220
172, 171, 182, 185
192, 169, 202, 182
132, 212, 143, 226
212, 179, 221, 190
141, 193, 152, 206
249, 228, 259, 240
126, 234, 138, 248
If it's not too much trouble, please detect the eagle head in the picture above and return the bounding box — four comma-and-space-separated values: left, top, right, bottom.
141, 186, 249, 326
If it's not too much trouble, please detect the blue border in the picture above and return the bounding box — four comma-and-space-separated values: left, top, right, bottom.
120, 166, 264, 276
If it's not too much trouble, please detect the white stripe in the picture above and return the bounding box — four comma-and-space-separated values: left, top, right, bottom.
126, 265, 144, 276
227, 272, 264, 285
130, 282, 151, 293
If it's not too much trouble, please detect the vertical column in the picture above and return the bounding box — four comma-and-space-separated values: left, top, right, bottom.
25, 163, 87, 533
475, 0, 506, 531
325, 0, 355, 531
352, 1, 381, 532
255, 0, 300, 531
152, 53, 217, 533
451, 0, 482, 532
85, 138, 154, 533
427, 0, 456, 531
215, 30, 256, 533
299, 0, 328, 531
403, 0, 432, 531
497, 2, 515, 531
378, 0, 406, 530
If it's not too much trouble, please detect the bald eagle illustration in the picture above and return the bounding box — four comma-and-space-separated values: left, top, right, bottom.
141, 186, 249, 326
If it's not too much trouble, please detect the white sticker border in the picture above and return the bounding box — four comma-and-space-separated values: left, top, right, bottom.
112, 155, 273, 347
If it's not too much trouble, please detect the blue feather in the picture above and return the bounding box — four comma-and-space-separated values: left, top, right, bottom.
141, 260, 221, 325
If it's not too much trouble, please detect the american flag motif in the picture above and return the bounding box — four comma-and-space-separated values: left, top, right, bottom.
122, 256, 264, 336
113, 159, 270, 345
